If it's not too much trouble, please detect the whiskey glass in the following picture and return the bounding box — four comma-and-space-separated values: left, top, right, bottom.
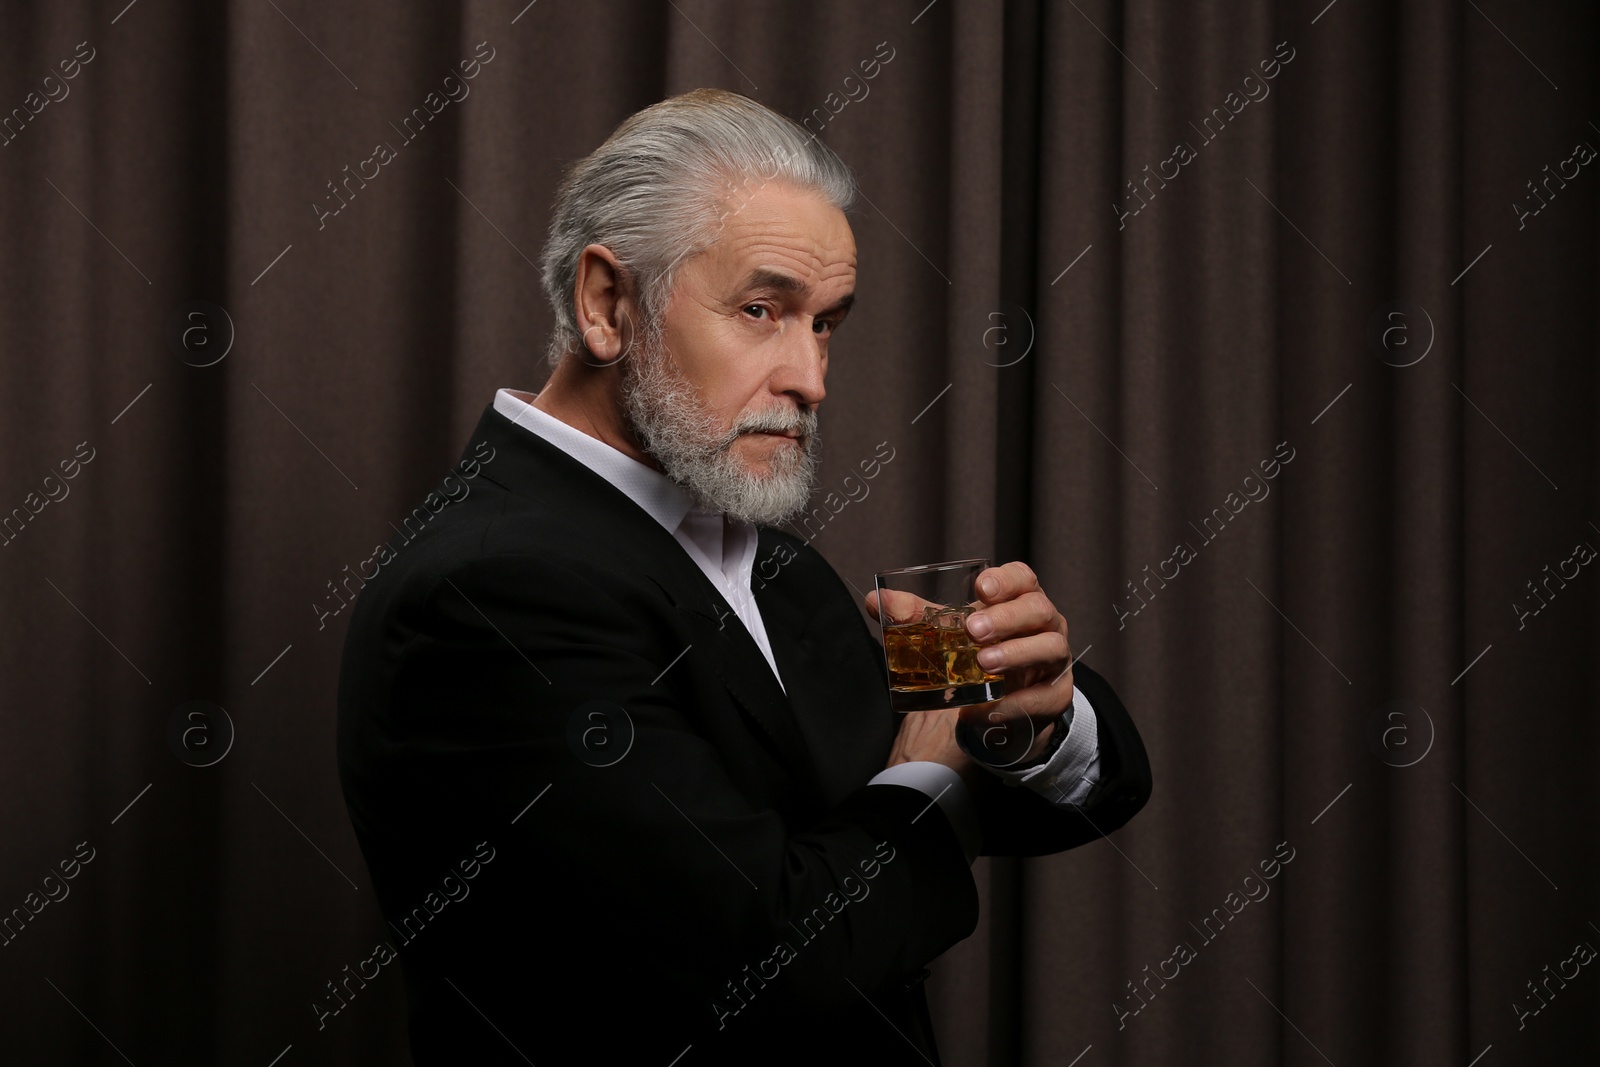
873, 558, 1007, 713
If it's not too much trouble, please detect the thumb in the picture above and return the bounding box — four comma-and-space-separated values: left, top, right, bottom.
867, 587, 935, 625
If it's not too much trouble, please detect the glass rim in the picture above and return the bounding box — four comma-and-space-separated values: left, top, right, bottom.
873, 557, 990, 580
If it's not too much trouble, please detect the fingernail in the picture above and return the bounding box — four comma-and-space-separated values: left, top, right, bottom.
968, 614, 992, 639
979, 577, 996, 597
977, 646, 1002, 668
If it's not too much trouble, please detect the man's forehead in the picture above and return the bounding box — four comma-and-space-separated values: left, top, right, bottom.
705, 185, 856, 291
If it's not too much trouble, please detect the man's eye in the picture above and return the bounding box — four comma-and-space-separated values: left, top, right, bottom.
743, 305, 768, 319
812, 318, 834, 335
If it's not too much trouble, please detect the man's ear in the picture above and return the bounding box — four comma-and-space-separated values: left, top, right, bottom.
572, 243, 640, 366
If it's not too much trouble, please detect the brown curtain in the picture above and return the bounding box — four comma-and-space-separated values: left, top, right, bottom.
1, 0, 1595, 1063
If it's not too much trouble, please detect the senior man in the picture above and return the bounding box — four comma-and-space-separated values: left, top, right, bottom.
337, 88, 1151, 1066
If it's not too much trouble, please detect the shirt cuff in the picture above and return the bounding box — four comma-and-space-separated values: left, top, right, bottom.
867, 761, 981, 865
960, 685, 1102, 806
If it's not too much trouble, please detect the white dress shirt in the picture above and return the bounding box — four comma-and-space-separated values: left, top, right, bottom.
492, 388, 1101, 865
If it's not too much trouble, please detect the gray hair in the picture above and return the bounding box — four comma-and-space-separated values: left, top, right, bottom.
538, 88, 858, 368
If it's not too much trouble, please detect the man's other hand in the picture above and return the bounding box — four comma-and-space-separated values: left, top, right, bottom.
884, 706, 983, 790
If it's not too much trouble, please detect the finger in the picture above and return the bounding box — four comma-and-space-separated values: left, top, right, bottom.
1010, 660, 1074, 699
967, 589, 1058, 642
867, 587, 949, 625
974, 629, 1070, 673
975, 561, 1039, 604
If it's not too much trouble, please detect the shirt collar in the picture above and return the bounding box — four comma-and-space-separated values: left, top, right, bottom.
492, 388, 747, 558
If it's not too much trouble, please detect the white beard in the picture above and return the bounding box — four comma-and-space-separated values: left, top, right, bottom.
619, 334, 819, 526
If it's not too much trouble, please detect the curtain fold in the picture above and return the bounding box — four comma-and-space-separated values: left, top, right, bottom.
0, 0, 1593, 1063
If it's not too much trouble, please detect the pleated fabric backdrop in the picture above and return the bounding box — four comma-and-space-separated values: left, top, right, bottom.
0, 0, 1594, 1063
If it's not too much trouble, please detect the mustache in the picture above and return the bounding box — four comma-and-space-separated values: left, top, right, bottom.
721, 406, 818, 446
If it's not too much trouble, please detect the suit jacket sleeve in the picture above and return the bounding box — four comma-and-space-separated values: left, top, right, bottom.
966, 661, 1153, 857
372, 551, 981, 1014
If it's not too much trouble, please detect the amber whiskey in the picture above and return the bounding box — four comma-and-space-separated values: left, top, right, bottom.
882, 605, 1006, 711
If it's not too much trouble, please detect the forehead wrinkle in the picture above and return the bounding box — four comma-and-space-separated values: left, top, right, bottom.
724, 244, 855, 298
742, 267, 806, 292
721, 230, 854, 274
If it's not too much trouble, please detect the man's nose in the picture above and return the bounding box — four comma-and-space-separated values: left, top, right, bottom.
772, 328, 827, 409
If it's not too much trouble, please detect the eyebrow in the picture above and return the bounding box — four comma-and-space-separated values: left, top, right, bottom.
736, 268, 855, 317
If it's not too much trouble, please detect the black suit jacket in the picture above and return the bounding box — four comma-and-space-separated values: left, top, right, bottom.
336, 402, 1152, 1066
